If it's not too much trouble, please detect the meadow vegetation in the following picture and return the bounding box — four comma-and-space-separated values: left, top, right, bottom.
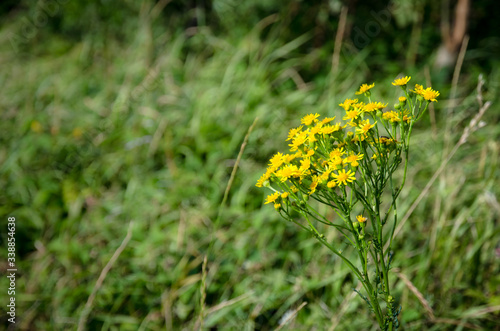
0, 1, 499, 330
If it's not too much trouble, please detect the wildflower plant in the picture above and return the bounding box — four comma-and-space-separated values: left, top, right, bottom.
257, 77, 439, 330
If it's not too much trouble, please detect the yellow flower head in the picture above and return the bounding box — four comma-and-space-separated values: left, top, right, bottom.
332, 169, 356, 186
289, 131, 308, 151
265, 192, 280, 204
413, 84, 424, 94
286, 126, 303, 141
276, 164, 300, 182
363, 102, 387, 113
320, 125, 334, 135
339, 98, 358, 111
343, 109, 361, 121
282, 153, 297, 163
268, 152, 284, 169
309, 176, 319, 195
421, 87, 440, 102
345, 153, 364, 167
274, 203, 281, 210
256, 166, 275, 187
355, 83, 375, 95
281, 192, 289, 199
256, 173, 269, 187
321, 116, 336, 124
356, 119, 376, 135
382, 111, 401, 123
392, 76, 411, 86
398, 96, 406, 103
301, 113, 321, 126
276, 164, 301, 182
308, 123, 323, 143
318, 170, 331, 183
329, 147, 345, 160
356, 215, 367, 223
299, 158, 311, 172
327, 180, 336, 188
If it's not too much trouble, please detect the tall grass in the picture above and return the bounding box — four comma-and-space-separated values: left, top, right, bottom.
0, 3, 499, 330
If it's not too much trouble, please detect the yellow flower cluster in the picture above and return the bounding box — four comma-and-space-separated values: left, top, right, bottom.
255, 109, 369, 196
258, 78, 439, 209
412, 84, 440, 102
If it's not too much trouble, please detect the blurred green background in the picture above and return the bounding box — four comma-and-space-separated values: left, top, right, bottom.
0, 0, 499, 330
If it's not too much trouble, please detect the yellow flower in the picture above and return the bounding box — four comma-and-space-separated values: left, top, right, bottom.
321, 116, 336, 124
345, 153, 364, 167
356, 119, 376, 136
274, 203, 281, 210
421, 87, 440, 102
354, 101, 366, 109
309, 176, 319, 195
392, 76, 411, 86
256, 175, 267, 188
413, 84, 424, 94
265, 192, 280, 204
343, 109, 361, 121
256, 167, 274, 187
305, 149, 315, 158
268, 152, 285, 169
356, 215, 367, 223
382, 111, 401, 123
402, 110, 412, 123
289, 131, 308, 151
284, 153, 299, 163
308, 124, 323, 143
286, 126, 303, 141
281, 192, 289, 199
328, 156, 343, 168
398, 96, 406, 103
363, 102, 387, 113
332, 169, 356, 186
320, 125, 334, 135
290, 186, 299, 193
301, 113, 321, 126
299, 158, 311, 172
355, 83, 375, 95
339, 98, 358, 111
327, 180, 336, 188
318, 169, 331, 183
329, 147, 345, 160
320, 123, 342, 135
276, 165, 300, 182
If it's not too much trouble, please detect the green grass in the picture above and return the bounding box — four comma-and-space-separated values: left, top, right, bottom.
1, 3, 500, 330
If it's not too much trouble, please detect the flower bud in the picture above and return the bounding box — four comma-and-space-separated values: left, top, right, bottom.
399, 96, 407, 107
